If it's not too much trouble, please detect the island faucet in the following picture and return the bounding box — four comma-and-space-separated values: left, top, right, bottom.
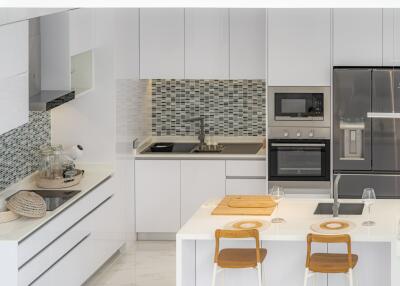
332, 173, 342, 218
184, 117, 206, 147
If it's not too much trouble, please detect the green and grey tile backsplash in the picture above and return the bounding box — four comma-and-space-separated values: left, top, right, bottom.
0, 112, 51, 191
152, 80, 266, 136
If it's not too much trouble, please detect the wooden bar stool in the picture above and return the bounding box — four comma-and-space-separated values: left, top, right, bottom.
304, 233, 358, 286
212, 229, 267, 286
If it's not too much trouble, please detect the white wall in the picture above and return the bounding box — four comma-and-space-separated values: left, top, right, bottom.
51, 9, 116, 164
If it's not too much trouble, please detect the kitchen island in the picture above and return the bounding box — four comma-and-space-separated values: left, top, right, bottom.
177, 198, 400, 286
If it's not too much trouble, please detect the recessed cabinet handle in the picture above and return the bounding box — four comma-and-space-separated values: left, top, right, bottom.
367, 112, 400, 119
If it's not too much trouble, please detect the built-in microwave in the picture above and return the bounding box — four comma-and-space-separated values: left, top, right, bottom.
268, 86, 331, 127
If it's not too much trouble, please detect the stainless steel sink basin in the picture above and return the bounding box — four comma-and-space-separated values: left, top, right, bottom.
314, 203, 364, 215
16, 190, 81, 211
144, 142, 262, 155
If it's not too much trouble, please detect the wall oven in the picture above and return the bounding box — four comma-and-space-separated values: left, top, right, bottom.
269, 139, 330, 181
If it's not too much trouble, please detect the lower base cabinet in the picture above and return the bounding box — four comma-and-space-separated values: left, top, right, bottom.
31, 194, 122, 286
226, 178, 267, 195
12, 176, 126, 286
181, 160, 225, 225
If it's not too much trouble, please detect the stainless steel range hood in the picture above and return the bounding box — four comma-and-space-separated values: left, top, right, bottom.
29, 90, 75, 111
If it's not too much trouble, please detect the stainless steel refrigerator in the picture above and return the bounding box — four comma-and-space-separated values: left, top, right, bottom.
333, 67, 400, 198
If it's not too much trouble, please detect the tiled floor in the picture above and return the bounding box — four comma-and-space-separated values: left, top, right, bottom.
85, 241, 176, 286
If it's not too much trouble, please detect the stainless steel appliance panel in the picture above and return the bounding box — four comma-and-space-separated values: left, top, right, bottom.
372, 69, 400, 171
336, 173, 400, 198
333, 69, 372, 171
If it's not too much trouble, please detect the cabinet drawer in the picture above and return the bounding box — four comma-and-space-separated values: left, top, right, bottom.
226, 179, 266, 195
18, 177, 112, 267
18, 195, 113, 286
31, 193, 121, 286
226, 160, 266, 178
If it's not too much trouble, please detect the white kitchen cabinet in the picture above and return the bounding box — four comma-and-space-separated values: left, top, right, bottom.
268, 9, 331, 86
181, 160, 225, 225
383, 9, 400, 66
114, 8, 140, 79
226, 160, 266, 177
0, 73, 28, 135
69, 8, 94, 56
140, 8, 184, 79
226, 179, 266, 195
229, 8, 266, 80
333, 8, 383, 66
185, 9, 229, 79
135, 160, 181, 232
0, 21, 28, 79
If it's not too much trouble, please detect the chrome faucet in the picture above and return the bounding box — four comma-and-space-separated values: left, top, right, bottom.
332, 173, 342, 218
184, 117, 206, 147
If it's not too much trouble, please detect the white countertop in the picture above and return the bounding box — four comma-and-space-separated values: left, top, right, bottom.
177, 198, 400, 242
134, 136, 266, 160
0, 163, 113, 242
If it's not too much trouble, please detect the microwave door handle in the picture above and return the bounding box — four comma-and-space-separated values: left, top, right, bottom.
270, 143, 326, 147
367, 112, 400, 119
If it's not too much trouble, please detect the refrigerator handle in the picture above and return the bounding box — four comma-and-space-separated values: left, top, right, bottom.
367, 112, 400, 119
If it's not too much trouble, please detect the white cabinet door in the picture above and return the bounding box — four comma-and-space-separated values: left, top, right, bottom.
226, 179, 266, 195
140, 8, 184, 79
135, 160, 181, 232
181, 160, 225, 225
229, 8, 266, 80
268, 9, 331, 86
114, 8, 140, 79
0, 73, 28, 135
333, 8, 383, 66
185, 9, 229, 79
69, 8, 93, 56
383, 9, 400, 66
0, 21, 28, 79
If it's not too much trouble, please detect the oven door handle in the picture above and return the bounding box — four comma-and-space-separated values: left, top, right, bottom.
270, 143, 326, 147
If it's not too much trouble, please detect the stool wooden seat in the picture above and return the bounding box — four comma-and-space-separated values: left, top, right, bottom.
309, 253, 358, 273
212, 229, 266, 286
304, 233, 358, 286
217, 248, 268, 268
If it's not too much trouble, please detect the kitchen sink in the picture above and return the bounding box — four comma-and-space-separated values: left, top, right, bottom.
314, 203, 364, 215
17, 189, 81, 211
144, 142, 262, 154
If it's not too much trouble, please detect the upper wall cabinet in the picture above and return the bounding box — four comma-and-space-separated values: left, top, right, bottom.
229, 9, 266, 80
0, 21, 28, 135
69, 9, 94, 56
185, 9, 229, 79
268, 9, 331, 86
333, 9, 382, 66
383, 9, 400, 66
114, 9, 140, 79
140, 9, 184, 79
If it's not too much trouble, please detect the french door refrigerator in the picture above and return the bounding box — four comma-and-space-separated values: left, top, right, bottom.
333, 67, 400, 198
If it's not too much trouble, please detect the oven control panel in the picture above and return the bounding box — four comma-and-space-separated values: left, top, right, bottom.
269, 127, 330, 139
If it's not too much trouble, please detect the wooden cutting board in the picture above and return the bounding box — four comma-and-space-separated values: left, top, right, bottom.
212, 195, 277, 216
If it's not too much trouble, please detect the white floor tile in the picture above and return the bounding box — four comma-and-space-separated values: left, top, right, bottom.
84, 241, 176, 286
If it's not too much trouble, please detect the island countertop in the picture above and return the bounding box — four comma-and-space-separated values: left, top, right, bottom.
177, 197, 400, 242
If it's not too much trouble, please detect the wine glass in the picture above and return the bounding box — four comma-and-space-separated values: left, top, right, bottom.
271, 186, 285, 223
362, 187, 376, 226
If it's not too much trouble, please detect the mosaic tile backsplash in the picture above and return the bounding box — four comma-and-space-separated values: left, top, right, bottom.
152, 80, 266, 136
0, 112, 51, 191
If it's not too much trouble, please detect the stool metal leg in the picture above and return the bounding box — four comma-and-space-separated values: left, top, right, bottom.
303, 268, 309, 286
211, 263, 218, 286
348, 269, 353, 286
257, 263, 262, 286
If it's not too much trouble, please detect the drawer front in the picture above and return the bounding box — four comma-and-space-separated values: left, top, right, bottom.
18, 177, 112, 267
31, 193, 122, 286
226, 179, 266, 195
226, 160, 266, 178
